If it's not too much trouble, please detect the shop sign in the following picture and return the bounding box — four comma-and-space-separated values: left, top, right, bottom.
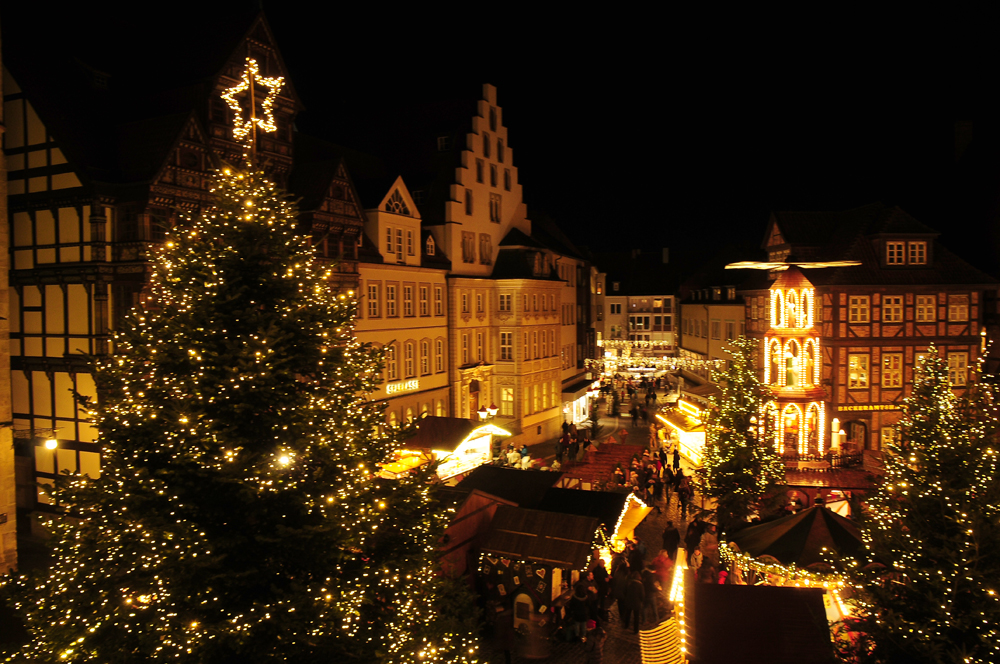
839, 404, 899, 412
386, 379, 419, 395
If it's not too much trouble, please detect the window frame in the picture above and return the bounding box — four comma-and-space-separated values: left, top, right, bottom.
849, 296, 870, 323
500, 332, 513, 360
883, 295, 903, 323
908, 241, 927, 265
419, 285, 429, 316
386, 283, 398, 317
948, 352, 968, 386
367, 282, 380, 318
916, 295, 935, 322
882, 353, 903, 388
434, 286, 444, 316
848, 354, 869, 389
886, 241, 905, 265
403, 284, 414, 317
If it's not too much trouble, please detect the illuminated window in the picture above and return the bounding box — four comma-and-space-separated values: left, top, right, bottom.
882, 353, 902, 388
435, 339, 444, 372
908, 241, 927, 265
916, 295, 935, 322
948, 294, 969, 322
436, 399, 444, 416
421, 341, 430, 375
386, 285, 397, 317
387, 344, 398, 381
404, 342, 415, 377
532, 384, 538, 412
462, 334, 469, 365
883, 296, 903, 323
403, 285, 414, 317
368, 283, 380, 318
500, 332, 513, 360
948, 352, 968, 386
887, 241, 905, 265
849, 296, 869, 323
434, 286, 444, 316
419, 286, 429, 316
501, 387, 514, 416
881, 426, 895, 448
542, 382, 550, 409
848, 354, 869, 388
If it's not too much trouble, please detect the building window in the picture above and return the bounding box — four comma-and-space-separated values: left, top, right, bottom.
368, 283, 380, 318
386, 285, 397, 317
386, 190, 410, 215
499, 293, 512, 312
462, 231, 476, 263
406, 230, 414, 256
462, 334, 469, 365
476, 159, 484, 183
523, 294, 529, 312
948, 294, 969, 322
711, 320, 721, 340
461, 292, 470, 314
404, 342, 415, 377
387, 344, 398, 381
435, 339, 444, 372
501, 387, 513, 416
425, 235, 435, 256
436, 399, 444, 416
725, 321, 735, 340
396, 229, 403, 256
532, 331, 538, 359
541, 330, 548, 356
908, 241, 927, 265
524, 332, 529, 360
916, 295, 935, 322
504, 168, 511, 191
434, 286, 444, 316
476, 292, 484, 313
533, 294, 538, 312
848, 354, 869, 388
882, 353, 902, 388
489, 193, 501, 222
483, 131, 491, 158
881, 427, 896, 448
479, 233, 492, 264
883, 296, 903, 323
887, 241, 905, 265
542, 382, 549, 409
532, 384, 538, 413
385, 227, 393, 253
489, 106, 497, 131
490, 163, 498, 188
497, 138, 504, 163
476, 332, 484, 361
849, 296, 869, 323
419, 286, 429, 316
403, 285, 414, 317
501, 332, 513, 360
751, 299, 759, 320
948, 352, 968, 386
597, 304, 604, 321
465, 189, 473, 216
548, 330, 554, 356
549, 294, 555, 311
421, 341, 430, 375
437, 135, 450, 151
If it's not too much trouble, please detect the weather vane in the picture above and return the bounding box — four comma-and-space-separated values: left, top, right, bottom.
220, 57, 284, 158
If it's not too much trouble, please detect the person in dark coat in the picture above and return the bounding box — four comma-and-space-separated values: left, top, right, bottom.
567, 585, 590, 641
685, 518, 706, 565
610, 554, 629, 624
672, 446, 681, 471
592, 560, 610, 615
661, 521, 681, 561
622, 571, 645, 633
586, 625, 607, 664
641, 568, 660, 624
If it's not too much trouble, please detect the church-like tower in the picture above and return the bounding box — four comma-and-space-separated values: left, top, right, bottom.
763, 267, 826, 455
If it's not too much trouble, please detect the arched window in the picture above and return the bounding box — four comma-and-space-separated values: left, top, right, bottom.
806, 403, 821, 454
388, 411, 397, 426
804, 339, 817, 386
786, 290, 799, 328
385, 189, 410, 215
386, 344, 398, 381
436, 399, 444, 417
781, 403, 803, 454
405, 407, 414, 423
425, 235, 435, 256
802, 289, 814, 327
785, 340, 800, 387
771, 290, 784, 328
769, 339, 781, 384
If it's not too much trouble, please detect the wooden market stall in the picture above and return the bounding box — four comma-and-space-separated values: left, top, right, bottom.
378, 416, 510, 482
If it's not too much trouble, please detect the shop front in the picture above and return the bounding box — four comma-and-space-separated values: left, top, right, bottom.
561, 378, 597, 425
656, 398, 707, 465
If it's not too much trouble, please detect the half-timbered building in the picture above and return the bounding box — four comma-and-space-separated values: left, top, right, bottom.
744, 204, 998, 452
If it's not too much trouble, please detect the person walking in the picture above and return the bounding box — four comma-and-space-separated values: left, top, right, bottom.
567, 584, 590, 642
661, 521, 681, 561
630, 404, 639, 427
672, 445, 681, 471
685, 518, 705, 566
622, 571, 645, 634
585, 625, 607, 664
641, 567, 660, 625
610, 554, 629, 625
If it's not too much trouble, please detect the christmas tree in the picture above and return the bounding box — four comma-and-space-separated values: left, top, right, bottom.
1, 166, 480, 663
844, 348, 1000, 663
695, 336, 786, 534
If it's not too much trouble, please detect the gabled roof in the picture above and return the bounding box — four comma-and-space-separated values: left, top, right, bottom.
498, 227, 546, 249
421, 230, 451, 269
481, 505, 599, 570
456, 466, 562, 508
533, 489, 628, 535
400, 416, 478, 454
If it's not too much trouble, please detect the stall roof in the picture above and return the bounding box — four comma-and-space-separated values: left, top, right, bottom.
691, 584, 835, 664
401, 416, 479, 453
455, 466, 562, 508
481, 505, 600, 570
534, 488, 628, 535
561, 378, 595, 400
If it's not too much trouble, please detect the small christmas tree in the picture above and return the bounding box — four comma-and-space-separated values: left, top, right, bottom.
695, 336, 786, 534
844, 348, 1000, 663
1, 167, 479, 663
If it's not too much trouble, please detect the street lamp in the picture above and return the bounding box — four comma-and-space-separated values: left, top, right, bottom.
478, 403, 499, 421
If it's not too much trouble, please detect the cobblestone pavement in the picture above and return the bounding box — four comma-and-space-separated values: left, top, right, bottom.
480, 388, 703, 663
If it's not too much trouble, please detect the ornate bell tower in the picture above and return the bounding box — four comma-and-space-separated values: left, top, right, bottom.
763, 267, 826, 455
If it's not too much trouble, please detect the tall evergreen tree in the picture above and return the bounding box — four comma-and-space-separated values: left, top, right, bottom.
844, 349, 1000, 664
1, 167, 479, 663
695, 336, 786, 533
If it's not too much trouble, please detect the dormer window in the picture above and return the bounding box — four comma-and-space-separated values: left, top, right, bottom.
887, 241, 905, 265
385, 190, 410, 216
886, 239, 929, 266
908, 241, 927, 264
425, 235, 435, 256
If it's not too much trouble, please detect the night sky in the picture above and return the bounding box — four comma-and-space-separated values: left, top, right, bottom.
5, 4, 1000, 273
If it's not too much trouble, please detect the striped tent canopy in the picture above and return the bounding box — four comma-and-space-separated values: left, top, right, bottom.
728, 505, 863, 567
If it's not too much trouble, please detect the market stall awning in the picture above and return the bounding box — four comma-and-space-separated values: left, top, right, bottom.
561, 378, 594, 401
401, 416, 478, 453
728, 505, 863, 567
615, 498, 653, 543
481, 505, 600, 570
535, 488, 628, 536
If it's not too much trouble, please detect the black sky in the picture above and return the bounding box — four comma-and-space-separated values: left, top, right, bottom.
5, 4, 1000, 273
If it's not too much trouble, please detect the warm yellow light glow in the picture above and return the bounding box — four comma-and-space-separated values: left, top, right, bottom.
220, 58, 285, 144
44, 439, 58, 450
